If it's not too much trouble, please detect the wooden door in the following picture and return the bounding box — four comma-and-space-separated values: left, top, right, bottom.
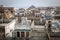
21, 32, 25, 37
26, 32, 29, 37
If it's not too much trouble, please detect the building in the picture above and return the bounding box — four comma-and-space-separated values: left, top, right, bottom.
16, 8, 25, 16
0, 6, 14, 20
45, 20, 60, 40
0, 6, 14, 13
5, 19, 17, 37
12, 17, 31, 40
4, 9, 15, 19
53, 10, 60, 21
30, 21, 48, 40
0, 18, 17, 40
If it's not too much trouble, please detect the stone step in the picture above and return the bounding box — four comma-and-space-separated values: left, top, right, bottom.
31, 30, 48, 40
31, 33, 47, 37
31, 37, 48, 40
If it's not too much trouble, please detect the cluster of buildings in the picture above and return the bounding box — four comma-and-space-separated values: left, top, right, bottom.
0, 5, 60, 40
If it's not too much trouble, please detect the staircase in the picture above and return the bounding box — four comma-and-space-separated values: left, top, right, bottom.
31, 30, 48, 40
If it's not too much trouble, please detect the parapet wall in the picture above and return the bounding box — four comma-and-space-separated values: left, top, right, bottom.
5, 19, 17, 37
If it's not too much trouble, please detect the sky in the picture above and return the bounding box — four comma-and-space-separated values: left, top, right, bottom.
0, 0, 60, 8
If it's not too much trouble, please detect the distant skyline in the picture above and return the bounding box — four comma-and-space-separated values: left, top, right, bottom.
0, 0, 60, 8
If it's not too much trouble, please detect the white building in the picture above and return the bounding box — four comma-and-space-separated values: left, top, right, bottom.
12, 17, 31, 38
5, 19, 17, 37
45, 20, 60, 32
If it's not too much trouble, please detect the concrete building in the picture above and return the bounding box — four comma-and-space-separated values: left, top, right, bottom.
4, 9, 14, 19
30, 21, 48, 40
5, 19, 17, 37
0, 6, 60, 40
53, 10, 60, 21
0, 18, 17, 40
12, 17, 31, 40
0, 6, 14, 13
16, 8, 25, 16
30, 29, 47, 40
45, 20, 60, 40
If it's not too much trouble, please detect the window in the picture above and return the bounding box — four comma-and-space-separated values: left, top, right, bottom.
17, 32, 20, 37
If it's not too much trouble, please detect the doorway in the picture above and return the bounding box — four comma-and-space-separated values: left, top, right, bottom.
17, 32, 20, 37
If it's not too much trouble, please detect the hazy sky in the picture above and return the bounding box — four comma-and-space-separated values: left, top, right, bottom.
0, 0, 60, 8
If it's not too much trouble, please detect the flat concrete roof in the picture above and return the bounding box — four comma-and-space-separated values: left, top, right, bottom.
0, 23, 7, 26
15, 23, 31, 30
